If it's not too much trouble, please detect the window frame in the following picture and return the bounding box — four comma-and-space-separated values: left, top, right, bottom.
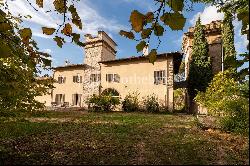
90, 74, 101, 83
73, 74, 82, 83
58, 76, 65, 84
154, 70, 166, 85
106, 74, 120, 83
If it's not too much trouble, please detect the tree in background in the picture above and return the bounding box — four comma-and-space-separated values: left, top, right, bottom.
0, 9, 53, 114
187, 17, 213, 100
222, 12, 237, 70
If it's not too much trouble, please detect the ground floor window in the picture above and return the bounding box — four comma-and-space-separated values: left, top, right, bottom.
55, 94, 65, 104
72, 94, 82, 106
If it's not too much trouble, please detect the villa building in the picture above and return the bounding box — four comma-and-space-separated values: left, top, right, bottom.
36, 20, 223, 111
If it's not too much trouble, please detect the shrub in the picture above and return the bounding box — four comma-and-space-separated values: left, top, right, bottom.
87, 94, 120, 112
219, 97, 249, 134
174, 88, 186, 111
195, 70, 249, 135
142, 94, 160, 113
122, 92, 140, 112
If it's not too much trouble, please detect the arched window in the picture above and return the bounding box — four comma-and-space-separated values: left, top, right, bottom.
102, 88, 119, 97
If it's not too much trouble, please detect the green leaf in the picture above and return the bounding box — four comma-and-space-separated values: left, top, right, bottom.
0, 41, 12, 58
36, 0, 43, 8
148, 49, 157, 64
136, 41, 147, 52
145, 12, 154, 23
18, 28, 32, 44
119, 30, 135, 40
61, 23, 72, 36
167, 0, 184, 12
160, 12, 186, 30
69, 5, 82, 29
154, 23, 164, 36
53, 0, 66, 14
130, 10, 145, 33
0, 23, 12, 32
42, 27, 56, 35
72, 33, 80, 43
53, 36, 65, 48
42, 58, 51, 67
141, 28, 152, 39
237, 9, 249, 35
72, 19, 82, 30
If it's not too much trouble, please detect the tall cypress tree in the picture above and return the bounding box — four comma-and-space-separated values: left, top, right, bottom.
188, 17, 213, 100
222, 12, 237, 70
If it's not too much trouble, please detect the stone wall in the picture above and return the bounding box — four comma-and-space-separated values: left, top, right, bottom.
82, 31, 117, 107
166, 56, 174, 111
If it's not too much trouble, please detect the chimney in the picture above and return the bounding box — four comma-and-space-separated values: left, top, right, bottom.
65, 59, 70, 66
143, 45, 149, 56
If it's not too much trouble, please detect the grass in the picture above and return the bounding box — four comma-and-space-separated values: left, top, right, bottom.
0, 111, 249, 165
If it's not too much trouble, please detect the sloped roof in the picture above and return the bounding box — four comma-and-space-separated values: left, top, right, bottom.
99, 52, 183, 74
52, 64, 88, 70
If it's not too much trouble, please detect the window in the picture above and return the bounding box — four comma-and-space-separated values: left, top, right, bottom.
72, 94, 82, 106
154, 70, 166, 85
106, 74, 120, 83
58, 76, 66, 84
114, 74, 120, 83
90, 74, 101, 83
73, 74, 82, 83
106, 74, 113, 82
55, 94, 65, 105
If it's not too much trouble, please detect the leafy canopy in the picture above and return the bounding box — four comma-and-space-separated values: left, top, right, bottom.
0, 9, 53, 112
187, 17, 213, 100
120, 0, 187, 64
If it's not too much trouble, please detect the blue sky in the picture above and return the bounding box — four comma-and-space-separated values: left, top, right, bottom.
5, 0, 249, 75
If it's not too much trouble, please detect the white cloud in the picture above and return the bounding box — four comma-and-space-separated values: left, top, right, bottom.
6, 0, 58, 28
233, 20, 249, 53
3, 0, 126, 38
190, 5, 248, 54
42, 49, 52, 54
190, 6, 224, 25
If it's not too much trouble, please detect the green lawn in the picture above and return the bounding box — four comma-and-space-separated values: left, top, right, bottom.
0, 111, 249, 165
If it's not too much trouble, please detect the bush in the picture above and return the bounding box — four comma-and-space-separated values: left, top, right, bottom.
174, 88, 186, 111
122, 92, 140, 112
219, 97, 249, 134
87, 94, 120, 112
195, 70, 249, 135
142, 94, 160, 113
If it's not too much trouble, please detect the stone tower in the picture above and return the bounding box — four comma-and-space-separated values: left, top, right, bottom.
82, 31, 117, 105
182, 20, 223, 79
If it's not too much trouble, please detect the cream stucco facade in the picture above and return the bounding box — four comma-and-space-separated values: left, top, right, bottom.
99, 54, 178, 110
